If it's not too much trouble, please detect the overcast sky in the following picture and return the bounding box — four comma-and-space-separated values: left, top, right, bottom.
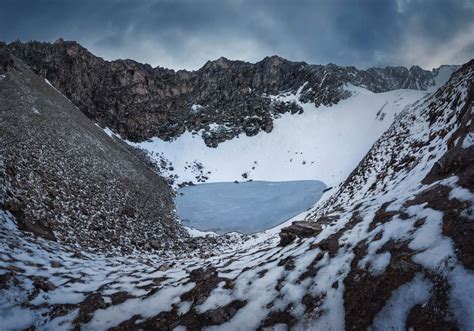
1, 0, 473, 70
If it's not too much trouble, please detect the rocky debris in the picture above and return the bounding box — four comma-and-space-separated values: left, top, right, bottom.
405, 275, 458, 330
343, 241, 421, 330
180, 267, 226, 305
306, 60, 474, 330
177, 181, 195, 188
0, 272, 18, 290
7, 40, 444, 147
32, 276, 56, 292
279, 221, 324, 246
74, 292, 108, 325
0, 50, 188, 252
368, 201, 403, 231
405, 184, 474, 270
0, 45, 14, 73
322, 186, 332, 193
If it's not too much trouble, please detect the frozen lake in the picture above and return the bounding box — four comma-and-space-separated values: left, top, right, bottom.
176, 180, 326, 234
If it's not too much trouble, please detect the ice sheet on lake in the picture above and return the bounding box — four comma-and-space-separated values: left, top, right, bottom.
176, 180, 326, 234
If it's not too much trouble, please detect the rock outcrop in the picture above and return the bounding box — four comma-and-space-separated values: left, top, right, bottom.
279, 214, 341, 246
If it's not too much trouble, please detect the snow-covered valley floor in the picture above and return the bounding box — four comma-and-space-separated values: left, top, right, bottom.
122, 85, 431, 189
111, 84, 433, 237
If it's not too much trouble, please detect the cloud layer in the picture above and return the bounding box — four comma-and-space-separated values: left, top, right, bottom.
1, 0, 473, 70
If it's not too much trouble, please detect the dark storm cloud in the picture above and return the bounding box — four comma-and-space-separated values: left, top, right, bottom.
1, 0, 473, 70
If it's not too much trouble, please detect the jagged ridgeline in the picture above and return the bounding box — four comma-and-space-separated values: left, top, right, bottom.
8, 39, 444, 147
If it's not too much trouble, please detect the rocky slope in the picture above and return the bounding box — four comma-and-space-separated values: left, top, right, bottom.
6, 39, 453, 147
300, 58, 474, 330
0, 47, 189, 253
0, 45, 472, 330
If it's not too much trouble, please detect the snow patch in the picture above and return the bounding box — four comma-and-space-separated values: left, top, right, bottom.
462, 132, 474, 149
191, 104, 204, 114
372, 274, 432, 330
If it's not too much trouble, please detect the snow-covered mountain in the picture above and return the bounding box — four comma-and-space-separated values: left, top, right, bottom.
7, 40, 457, 148
0, 40, 472, 330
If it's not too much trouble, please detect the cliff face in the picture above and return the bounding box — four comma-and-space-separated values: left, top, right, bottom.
8, 40, 440, 146
0, 48, 187, 253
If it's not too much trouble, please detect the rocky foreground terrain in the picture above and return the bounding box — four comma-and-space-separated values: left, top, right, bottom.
0, 41, 473, 330
6, 40, 453, 147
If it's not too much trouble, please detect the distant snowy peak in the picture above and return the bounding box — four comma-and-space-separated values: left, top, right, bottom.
430, 64, 461, 90
7, 40, 459, 147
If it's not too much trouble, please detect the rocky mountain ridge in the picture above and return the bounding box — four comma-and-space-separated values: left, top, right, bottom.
6, 39, 455, 147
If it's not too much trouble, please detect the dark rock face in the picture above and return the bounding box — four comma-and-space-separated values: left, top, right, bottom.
0, 48, 187, 252
279, 221, 325, 246
7, 40, 439, 147
0, 44, 14, 72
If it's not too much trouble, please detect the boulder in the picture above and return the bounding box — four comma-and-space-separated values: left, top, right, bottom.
279, 221, 324, 246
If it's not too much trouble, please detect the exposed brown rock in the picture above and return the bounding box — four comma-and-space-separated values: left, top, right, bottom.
405, 274, 458, 330
32, 276, 56, 292
279, 221, 324, 246
279, 215, 340, 246
344, 241, 421, 330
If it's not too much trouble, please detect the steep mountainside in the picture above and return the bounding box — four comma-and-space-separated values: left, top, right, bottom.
6, 40, 455, 147
0, 47, 187, 253
0, 46, 472, 330
300, 58, 474, 330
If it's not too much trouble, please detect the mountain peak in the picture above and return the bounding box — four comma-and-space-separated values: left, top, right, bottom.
0, 45, 14, 73
202, 56, 233, 70
259, 55, 290, 66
